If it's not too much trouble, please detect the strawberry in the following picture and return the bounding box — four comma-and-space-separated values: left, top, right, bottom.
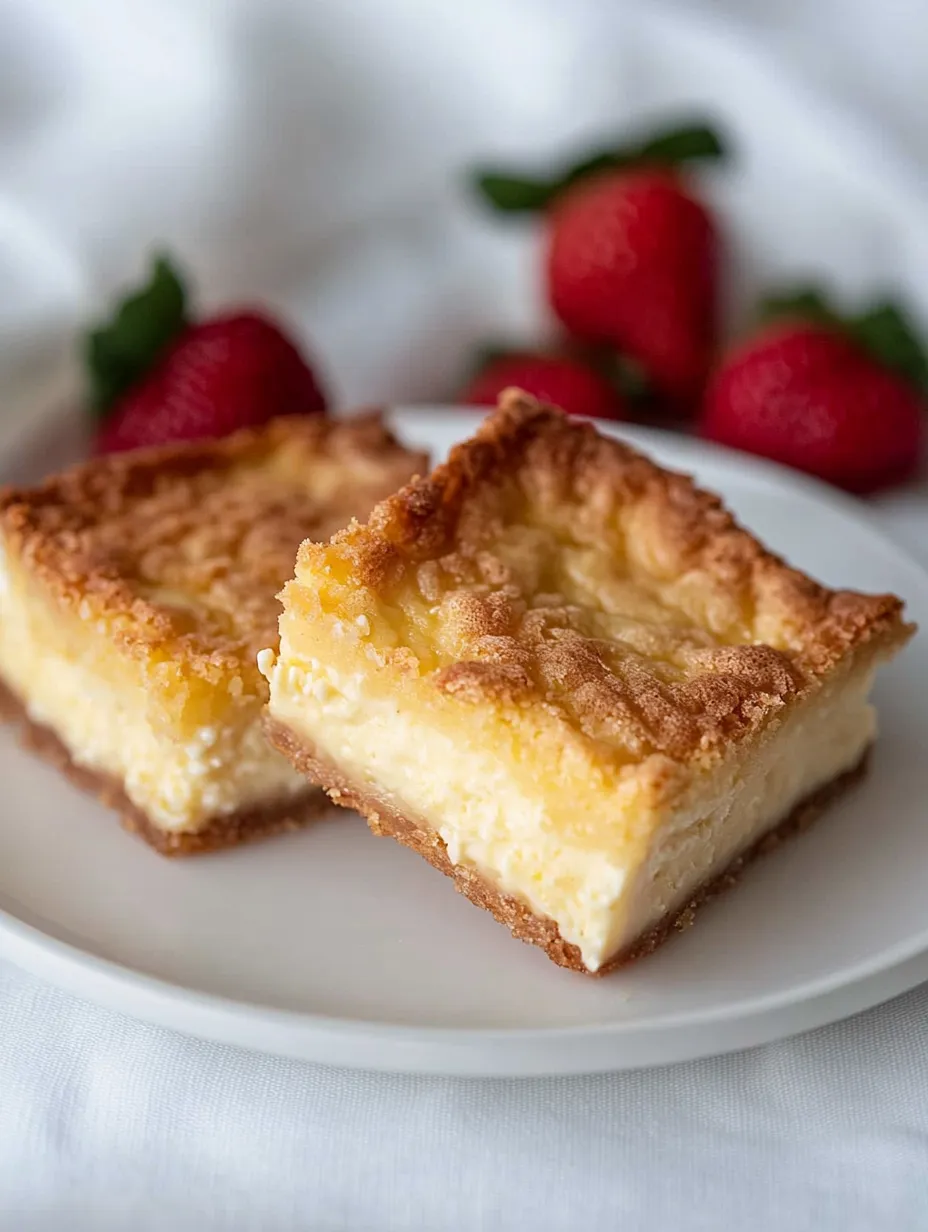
460, 352, 625, 420
546, 170, 716, 407
701, 290, 926, 493
475, 121, 725, 409
86, 255, 328, 453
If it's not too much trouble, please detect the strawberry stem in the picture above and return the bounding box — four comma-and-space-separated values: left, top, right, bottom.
84, 253, 189, 419
473, 119, 727, 213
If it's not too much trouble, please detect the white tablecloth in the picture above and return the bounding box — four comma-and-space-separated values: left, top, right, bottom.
2, 2, 928, 1227
3, 962, 928, 1231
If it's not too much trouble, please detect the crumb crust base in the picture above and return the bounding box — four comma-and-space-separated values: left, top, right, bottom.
0, 681, 327, 855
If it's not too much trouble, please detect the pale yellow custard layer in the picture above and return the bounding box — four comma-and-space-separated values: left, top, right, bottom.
0, 545, 306, 831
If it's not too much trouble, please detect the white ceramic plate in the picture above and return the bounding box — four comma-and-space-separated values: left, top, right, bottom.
1, 407, 927, 1076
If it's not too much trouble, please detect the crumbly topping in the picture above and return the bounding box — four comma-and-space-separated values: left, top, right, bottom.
0, 413, 427, 688
295, 391, 913, 761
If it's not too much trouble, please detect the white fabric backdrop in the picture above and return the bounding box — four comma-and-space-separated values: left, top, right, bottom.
1, 1, 928, 1227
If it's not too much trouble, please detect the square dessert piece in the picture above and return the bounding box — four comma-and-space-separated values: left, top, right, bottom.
0, 413, 426, 854
264, 392, 913, 973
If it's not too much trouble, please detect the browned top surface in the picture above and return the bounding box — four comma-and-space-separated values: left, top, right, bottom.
291, 392, 912, 762
0, 413, 427, 684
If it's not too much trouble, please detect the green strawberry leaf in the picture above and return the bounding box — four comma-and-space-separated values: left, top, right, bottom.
593, 348, 656, 409
474, 173, 557, 213
84, 253, 189, 418
560, 150, 631, 188
561, 123, 726, 190
473, 118, 727, 213
611, 354, 651, 402
850, 301, 928, 392
757, 287, 840, 328
635, 123, 727, 166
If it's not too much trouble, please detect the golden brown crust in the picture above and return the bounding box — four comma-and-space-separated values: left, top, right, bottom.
0, 681, 327, 854
265, 714, 870, 973
298, 392, 913, 762
0, 412, 428, 688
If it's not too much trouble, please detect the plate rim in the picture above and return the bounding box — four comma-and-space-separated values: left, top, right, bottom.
1, 406, 927, 1076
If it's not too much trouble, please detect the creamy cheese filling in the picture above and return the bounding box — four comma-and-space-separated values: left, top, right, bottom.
608, 670, 875, 963
264, 643, 875, 971
0, 552, 308, 832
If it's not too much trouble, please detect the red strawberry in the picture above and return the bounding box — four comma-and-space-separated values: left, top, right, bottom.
461, 353, 625, 420
546, 169, 716, 406
86, 255, 327, 453
475, 122, 725, 410
701, 292, 926, 493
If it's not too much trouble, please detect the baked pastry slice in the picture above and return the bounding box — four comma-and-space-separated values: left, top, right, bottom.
0, 413, 426, 854
263, 392, 913, 973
